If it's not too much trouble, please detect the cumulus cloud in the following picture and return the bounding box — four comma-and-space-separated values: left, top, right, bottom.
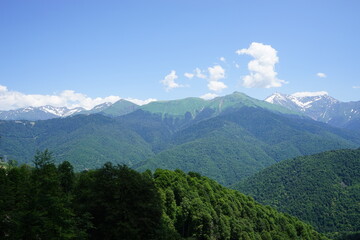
195, 68, 207, 79
200, 93, 218, 100
220, 57, 226, 62
236, 42, 286, 88
0, 84, 154, 110
160, 70, 183, 91
208, 65, 225, 81
0, 85, 8, 92
207, 65, 227, 92
207, 81, 227, 92
317, 72, 327, 78
184, 72, 194, 79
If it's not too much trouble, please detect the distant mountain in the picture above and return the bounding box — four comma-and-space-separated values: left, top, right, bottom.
0, 92, 297, 121
101, 99, 139, 117
79, 102, 114, 115
234, 148, 360, 238
0, 105, 84, 120
141, 92, 296, 120
0, 99, 139, 120
265, 92, 360, 129
1, 92, 360, 186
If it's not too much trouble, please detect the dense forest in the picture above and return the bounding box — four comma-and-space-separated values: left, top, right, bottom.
234, 148, 360, 239
0, 150, 328, 240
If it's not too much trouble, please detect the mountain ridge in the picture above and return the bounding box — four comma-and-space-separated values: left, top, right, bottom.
265, 92, 360, 129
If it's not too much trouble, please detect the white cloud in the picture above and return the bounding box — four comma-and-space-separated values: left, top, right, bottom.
317, 72, 327, 78
200, 93, 218, 100
0, 84, 154, 110
220, 57, 226, 62
195, 68, 207, 79
160, 70, 183, 91
207, 81, 227, 91
0, 85, 8, 92
353, 86, 360, 89
208, 65, 225, 81
125, 98, 157, 105
207, 65, 227, 92
236, 42, 286, 88
235, 63, 240, 69
184, 72, 194, 79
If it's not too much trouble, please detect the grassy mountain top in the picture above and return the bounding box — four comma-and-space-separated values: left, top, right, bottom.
140, 97, 207, 118
234, 148, 360, 238
140, 92, 298, 120
101, 99, 139, 116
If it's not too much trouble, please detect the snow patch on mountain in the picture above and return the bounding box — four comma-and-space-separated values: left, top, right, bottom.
265, 91, 360, 129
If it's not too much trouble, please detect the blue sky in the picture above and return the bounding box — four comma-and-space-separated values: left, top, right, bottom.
0, 0, 359, 110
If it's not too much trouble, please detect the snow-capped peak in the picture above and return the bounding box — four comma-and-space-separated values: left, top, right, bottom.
265, 92, 289, 104
93, 102, 113, 110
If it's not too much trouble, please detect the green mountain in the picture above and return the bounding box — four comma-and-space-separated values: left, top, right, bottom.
0, 115, 155, 169
0, 156, 328, 239
100, 99, 139, 116
137, 107, 360, 185
1, 92, 359, 185
234, 148, 360, 238
140, 92, 297, 121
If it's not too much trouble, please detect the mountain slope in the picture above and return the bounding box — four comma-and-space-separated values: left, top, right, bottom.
0, 114, 155, 169
234, 148, 360, 237
137, 107, 360, 185
153, 168, 328, 239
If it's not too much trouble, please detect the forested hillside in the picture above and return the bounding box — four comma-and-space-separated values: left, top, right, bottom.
234, 148, 360, 239
0, 151, 328, 240
137, 107, 360, 185
1, 93, 360, 186
1, 104, 359, 186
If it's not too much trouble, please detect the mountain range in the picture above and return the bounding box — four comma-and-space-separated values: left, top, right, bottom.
265, 92, 360, 130
2, 91, 359, 133
1, 92, 359, 186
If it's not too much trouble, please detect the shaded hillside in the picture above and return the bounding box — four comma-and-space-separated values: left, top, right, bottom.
234, 148, 360, 238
